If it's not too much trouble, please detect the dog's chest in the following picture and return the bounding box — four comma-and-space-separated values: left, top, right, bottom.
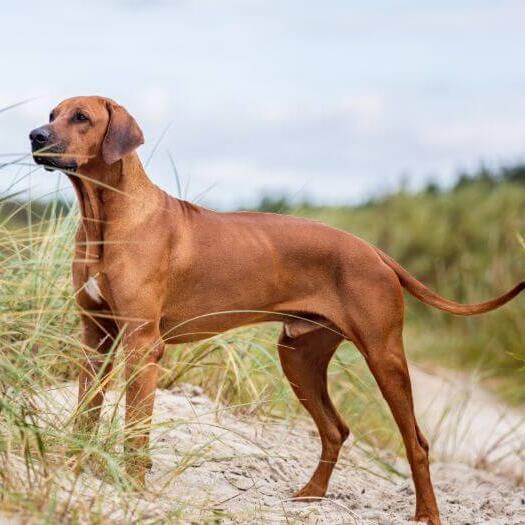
85, 275, 104, 303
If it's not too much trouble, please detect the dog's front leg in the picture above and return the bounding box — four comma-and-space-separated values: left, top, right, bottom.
74, 315, 118, 438
123, 322, 164, 487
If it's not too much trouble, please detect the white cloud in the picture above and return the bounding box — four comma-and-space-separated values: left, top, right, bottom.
2, 1, 525, 207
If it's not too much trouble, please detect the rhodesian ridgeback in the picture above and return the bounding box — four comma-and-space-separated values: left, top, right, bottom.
30, 96, 525, 525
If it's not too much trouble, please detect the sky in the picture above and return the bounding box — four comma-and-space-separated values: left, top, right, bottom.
1, 0, 525, 208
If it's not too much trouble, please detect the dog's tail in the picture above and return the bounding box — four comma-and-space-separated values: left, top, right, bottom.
375, 248, 525, 315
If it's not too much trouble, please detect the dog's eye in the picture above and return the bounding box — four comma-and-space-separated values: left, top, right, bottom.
49, 112, 55, 122
74, 112, 89, 123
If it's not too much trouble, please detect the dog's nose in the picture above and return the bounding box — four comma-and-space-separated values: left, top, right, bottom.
29, 126, 51, 147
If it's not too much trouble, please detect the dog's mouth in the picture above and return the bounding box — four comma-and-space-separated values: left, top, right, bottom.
32, 147, 78, 173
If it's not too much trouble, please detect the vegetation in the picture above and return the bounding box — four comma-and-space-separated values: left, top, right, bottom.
0, 163, 523, 522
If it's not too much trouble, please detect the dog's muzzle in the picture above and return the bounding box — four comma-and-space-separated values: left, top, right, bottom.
29, 126, 76, 172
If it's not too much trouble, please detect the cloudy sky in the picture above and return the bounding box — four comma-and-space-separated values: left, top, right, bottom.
1, 0, 525, 208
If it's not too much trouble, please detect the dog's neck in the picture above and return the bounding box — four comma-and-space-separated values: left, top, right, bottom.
68, 152, 160, 263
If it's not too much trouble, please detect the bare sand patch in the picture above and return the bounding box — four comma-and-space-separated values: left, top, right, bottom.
6, 379, 521, 524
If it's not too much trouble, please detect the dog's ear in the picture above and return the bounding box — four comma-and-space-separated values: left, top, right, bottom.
102, 101, 144, 165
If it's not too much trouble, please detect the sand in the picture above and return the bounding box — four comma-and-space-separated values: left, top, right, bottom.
2, 372, 521, 525
141, 381, 525, 524
411, 366, 525, 481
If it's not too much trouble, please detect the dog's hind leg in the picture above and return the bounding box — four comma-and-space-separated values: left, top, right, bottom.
346, 265, 441, 524
359, 331, 440, 524
278, 327, 347, 500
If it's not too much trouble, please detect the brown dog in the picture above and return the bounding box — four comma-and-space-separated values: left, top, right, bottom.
30, 96, 524, 525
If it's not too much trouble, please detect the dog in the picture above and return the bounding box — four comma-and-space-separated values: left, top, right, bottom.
29, 96, 525, 525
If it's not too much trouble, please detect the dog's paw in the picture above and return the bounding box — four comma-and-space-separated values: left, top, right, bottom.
291, 482, 327, 502
414, 513, 441, 525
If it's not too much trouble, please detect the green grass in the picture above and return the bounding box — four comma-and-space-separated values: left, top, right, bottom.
0, 175, 523, 522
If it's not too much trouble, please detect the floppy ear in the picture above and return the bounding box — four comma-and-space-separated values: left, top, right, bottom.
102, 101, 144, 165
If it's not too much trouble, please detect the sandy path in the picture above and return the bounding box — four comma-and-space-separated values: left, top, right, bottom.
411, 366, 525, 480
144, 382, 525, 524
8, 379, 522, 524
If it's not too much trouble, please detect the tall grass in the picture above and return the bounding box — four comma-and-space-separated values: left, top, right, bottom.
0, 176, 523, 522
0, 202, 399, 522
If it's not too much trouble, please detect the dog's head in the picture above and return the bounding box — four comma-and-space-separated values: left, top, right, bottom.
29, 96, 144, 172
